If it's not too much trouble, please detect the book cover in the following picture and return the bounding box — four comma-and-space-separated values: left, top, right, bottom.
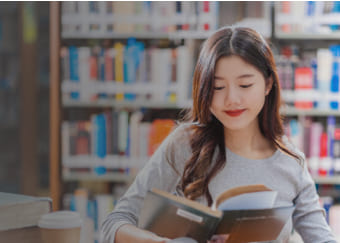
138, 185, 294, 243
148, 119, 176, 156
0, 226, 42, 243
0, 192, 52, 231
114, 42, 125, 101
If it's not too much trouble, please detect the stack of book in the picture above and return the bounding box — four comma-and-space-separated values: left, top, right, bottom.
0, 192, 52, 242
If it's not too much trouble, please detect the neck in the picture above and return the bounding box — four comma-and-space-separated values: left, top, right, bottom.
224, 121, 274, 158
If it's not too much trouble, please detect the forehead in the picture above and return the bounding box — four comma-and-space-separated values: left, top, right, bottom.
214, 55, 259, 77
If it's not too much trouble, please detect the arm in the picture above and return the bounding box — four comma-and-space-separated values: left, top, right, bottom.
292, 161, 337, 243
100, 124, 192, 243
115, 224, 169, 243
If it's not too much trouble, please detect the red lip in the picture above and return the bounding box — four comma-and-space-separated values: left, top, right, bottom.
225, 109, 245, 117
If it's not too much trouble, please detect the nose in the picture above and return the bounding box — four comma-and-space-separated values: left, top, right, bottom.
224, 87, 240, 106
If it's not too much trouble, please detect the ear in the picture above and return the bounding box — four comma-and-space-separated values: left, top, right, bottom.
265, 77, 274, 95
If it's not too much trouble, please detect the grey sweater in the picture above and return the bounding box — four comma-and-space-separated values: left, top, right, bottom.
101, 123, 337, 243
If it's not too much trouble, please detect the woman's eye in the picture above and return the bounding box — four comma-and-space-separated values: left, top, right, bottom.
213, 86, 224, 90
240, 84, 253, 88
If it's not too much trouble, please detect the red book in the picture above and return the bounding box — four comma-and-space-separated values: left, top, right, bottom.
294, 67, 313, 109
105, 49, 114, 81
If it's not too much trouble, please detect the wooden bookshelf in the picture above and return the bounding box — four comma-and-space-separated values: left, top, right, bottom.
49, 1, 61, 211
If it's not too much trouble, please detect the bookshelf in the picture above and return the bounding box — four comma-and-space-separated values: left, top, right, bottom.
50, 2, 273, 214
48, 2, 340, 242
50, 0, 340, 206
49, 3, 275, 242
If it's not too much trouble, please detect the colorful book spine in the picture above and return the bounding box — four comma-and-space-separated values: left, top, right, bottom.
69, 46, 80, 99
330, 45, 340, 110
114, 42, 125, 101
294, 67, 313, 109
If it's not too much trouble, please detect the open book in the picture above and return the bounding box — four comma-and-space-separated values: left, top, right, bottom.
138, 185, 295, 243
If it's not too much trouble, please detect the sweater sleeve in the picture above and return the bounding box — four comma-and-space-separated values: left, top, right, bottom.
292, 160, 337, 243
100, 124, 192, 243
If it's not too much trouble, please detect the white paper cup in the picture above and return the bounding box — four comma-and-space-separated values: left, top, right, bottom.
38, 211, 82, 243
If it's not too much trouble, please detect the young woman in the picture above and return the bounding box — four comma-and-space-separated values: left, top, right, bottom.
101, 27, 336, 243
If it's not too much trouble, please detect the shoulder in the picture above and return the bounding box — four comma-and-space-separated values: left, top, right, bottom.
160, 122, 195, 169
280, 135, 306, 168
163, 122, 194, 151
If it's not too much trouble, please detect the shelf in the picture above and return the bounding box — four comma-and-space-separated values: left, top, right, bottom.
62, 155, 145, 182
62, 80, 180, 94
313, 176, 340, 185
63, 97, 191, 109
62, 98, 340, 115
61, 80, 191, 108
275, 32, 340, 40
276, 13, 340, 26
281, 90, 340, 103
62, 155, 148, 169
281, 107, 340, 117
62, 170, 135, 182
62, 30, 214, 40
62, 14, 197, 25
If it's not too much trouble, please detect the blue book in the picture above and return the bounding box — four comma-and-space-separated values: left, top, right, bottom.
96, 114, 107, 158
330, 45, 339, 110
124, 38, 138, 100
69, 46, 80, 99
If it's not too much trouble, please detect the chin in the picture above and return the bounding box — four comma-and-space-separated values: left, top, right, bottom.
222, 123, 248, 131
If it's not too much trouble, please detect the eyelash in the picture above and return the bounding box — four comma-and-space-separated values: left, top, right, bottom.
213, 84, 253, 90
240, 84, 253, 88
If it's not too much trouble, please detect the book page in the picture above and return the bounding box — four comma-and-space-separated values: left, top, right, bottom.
217, 190, 278, 210
214, 184, 277, 210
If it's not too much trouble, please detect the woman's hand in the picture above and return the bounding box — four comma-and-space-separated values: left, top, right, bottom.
115, 224, 169, 243
207, 234, 230, 243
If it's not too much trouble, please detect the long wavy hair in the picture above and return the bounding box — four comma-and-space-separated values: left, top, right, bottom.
181, 27, 301, 206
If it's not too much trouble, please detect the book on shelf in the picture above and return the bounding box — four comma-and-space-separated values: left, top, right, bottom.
61, 2, 219, 35
0, 192, 52, 243
62, 112, 177, 160
60, 39, 194, 104
138, 185, 295, 243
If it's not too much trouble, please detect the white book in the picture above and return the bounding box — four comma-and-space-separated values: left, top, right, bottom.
139, 122, 151, 158
118, 110, 129, 155
61, 121, 70, 160
176, 44, 193, 104
130, 111, 143, 157
78, 2, 90, 33
95, 194, 114, 231
78, 47, 91, 101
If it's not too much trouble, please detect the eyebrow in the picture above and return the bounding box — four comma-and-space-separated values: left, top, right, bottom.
214, 74, 254, 80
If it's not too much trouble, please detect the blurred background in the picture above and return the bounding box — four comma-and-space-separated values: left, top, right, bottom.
3, 1, 340, 242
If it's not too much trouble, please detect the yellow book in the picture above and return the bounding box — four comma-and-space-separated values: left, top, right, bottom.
114, 42, 125, 101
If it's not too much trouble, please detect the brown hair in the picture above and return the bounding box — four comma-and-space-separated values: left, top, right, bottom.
181, 27, 302, 206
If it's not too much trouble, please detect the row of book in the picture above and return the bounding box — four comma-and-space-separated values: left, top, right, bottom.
62, 1, 219, 35
62, 110, 176, 160
61, 40, 193, 103
276, 45, 340, 110
276, 1, 340, 34
63, 184, 130, 243
284, 116, 340, 177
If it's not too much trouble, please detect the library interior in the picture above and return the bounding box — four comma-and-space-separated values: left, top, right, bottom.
2, 1, 340, 243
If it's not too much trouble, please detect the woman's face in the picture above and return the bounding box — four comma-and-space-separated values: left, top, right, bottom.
210, 55, 272, 133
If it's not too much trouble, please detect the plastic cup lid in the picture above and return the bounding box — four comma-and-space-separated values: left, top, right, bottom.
38, 211, 82, 229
